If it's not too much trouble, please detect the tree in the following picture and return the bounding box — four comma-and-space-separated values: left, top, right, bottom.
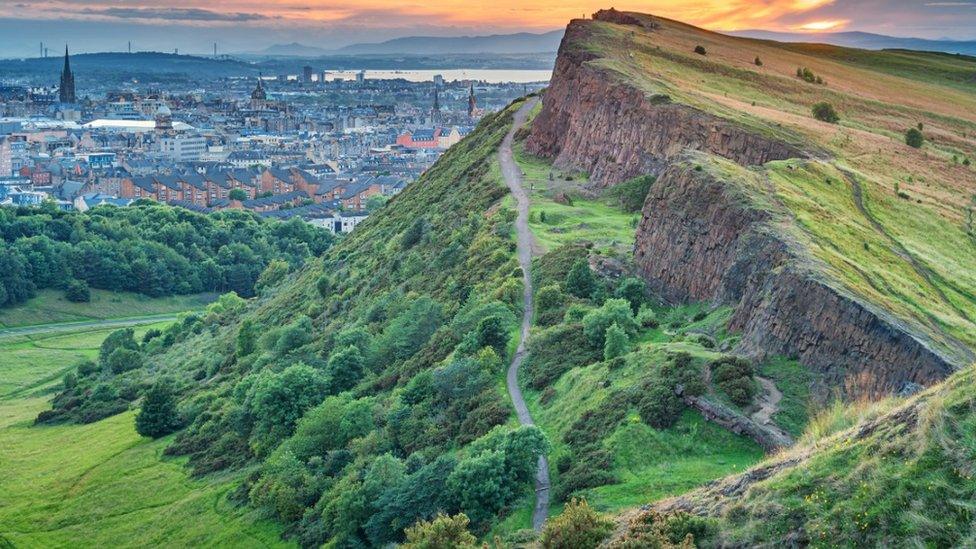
603, 323, 629, 360
754, 56, 763, 66
401, 217, 426, 250
316, 274, 331, 298
107, 347, 143, 374
236, 319, 260, 357
403, 513, 477, 549
540, 498, 613, 549
326, 345, 365, 393
135, 381, 180, 438
475, 315, 508, 354
228, 188, 248, 201
615, 277, 647, 313
64, 279, 90, 302
811, 102, 839, 123
582, 299, 637, 349
565, 258, 596, 299
905, 127, 924, 148
694, 45, 707, 55
238, 363, 330, 454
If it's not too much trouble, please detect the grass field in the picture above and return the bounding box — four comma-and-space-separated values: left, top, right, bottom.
0, 317, 288, 548
0, 290, 217, 329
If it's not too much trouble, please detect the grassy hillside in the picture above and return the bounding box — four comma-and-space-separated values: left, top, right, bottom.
573, 13, 976, 362
0, 323, 286, 548
0, 290, 215, 329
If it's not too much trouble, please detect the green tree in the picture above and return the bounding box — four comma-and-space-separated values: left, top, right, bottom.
615, 277, 647, 313
811, 102, 839, 123
905, 127, 924, 148
135, 381, 180, 438
582, 298, 638, 349
99, 328, 138, 364
603, 323, 629, 360
565, 258, 596, 299
238, 363, 330, 454
228, 188, 248, 201
107, 347, 143, 374
475, 315, 509, 354
326, 345, 365, 393
64, 279, 90, 302
236, 319, 260, 357
403, 513, 477, 549
401, 217, 426, 249
540, 498, 613, 549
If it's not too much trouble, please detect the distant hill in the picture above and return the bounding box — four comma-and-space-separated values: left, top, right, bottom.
729, 29, 976, 56
255, 42, 333, 57
0, 52, 260, 85
337, 30, 564, 55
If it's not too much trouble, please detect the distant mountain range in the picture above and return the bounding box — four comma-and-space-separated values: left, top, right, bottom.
728, 30, 976, 56
255, 30, 564, 57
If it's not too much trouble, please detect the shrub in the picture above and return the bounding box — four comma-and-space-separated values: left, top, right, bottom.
540, 499, 613, 549
582, 299, 637, 349
326, 345, 365, 392
135, 381, 181, 438
615, 277, 647, 313
403, 513, 478, 549
64, 279, 90, 302
401, 217, 426, 249
107, 347, 143, 374
475, 315, 509, 354
255, 259, 289, 292
316, 274, 331, 298
636, 306, 659, 328
636, 382, 682, 429
536, 284, 566, 326
711, 355, 756, 407
565, 258, 596, 299
905, 128, 924, 148
603, 175, 655, 212
754, 56, 763, 66
694, 45, 707, 55
603, 323, 630, 361
811, 102, 839, 123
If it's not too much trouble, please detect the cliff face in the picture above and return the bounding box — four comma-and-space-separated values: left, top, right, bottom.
528, 16, 960, 398
526, 20, 802, 188
634, 164, 955, 398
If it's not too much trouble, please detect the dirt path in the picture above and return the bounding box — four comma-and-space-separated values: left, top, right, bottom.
500, 97, 551, 532
751, 376, 783, 426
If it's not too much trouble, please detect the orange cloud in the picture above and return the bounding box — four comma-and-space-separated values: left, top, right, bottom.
795, 19, 850, 31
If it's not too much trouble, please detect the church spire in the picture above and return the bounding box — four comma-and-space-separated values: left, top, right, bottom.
59, 45, 76, 104
467, 83, 477, 119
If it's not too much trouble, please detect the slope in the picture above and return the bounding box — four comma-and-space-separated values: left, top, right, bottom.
526, 9, 976, 400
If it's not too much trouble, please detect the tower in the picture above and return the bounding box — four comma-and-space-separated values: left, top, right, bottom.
250, 76, 268, 110
59, 46, 76, 104
467, 84, 477, 119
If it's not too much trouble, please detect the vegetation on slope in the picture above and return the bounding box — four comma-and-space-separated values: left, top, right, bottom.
0, 202, 333, 308
575, 12, 976, 361
33, 101, 555, 546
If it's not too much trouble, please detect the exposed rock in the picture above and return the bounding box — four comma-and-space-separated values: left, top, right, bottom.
526, 20, 803, 189
683, 395, 793, 451
592, 8, 643, 27
634, 163, 957, 398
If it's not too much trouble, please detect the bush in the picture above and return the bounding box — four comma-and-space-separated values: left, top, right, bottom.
475, 315, 509, 354
905, 128, 924, 148
316, 274, 331, 298
135, 381, 181, 438
754, 56, 763, 66
107, 347, 143, 374
64, 279, 90, 302
811, 102, 839, 123
540, 498, 613, 549
615, 277, 647, 313
603, 323, 630, 360
603, 175, 655, 212
636, 382, 682, 429
403, 513, 478, 549
711, 356, 756, 407
565, 258, 596, 299
694, 45, 707, 55
582, 299, 637, 349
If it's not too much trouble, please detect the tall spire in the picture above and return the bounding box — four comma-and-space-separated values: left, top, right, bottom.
467, 83, 477, 119
59, 45, 76, 104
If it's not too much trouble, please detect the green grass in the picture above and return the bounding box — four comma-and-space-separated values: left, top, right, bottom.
0, 321, 288, 548
514, 143, 638, 257
0, 323, 170, 400
586, 412, 762, 511
0, 290, 216, 329
758, 357, 813, 437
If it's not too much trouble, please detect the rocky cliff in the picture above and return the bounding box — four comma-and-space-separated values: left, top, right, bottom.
634, 163, 956, 399
527, 14, 961, 398
526, 18, 802, 189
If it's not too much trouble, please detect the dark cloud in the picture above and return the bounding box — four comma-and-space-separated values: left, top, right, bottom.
77, 7, 272, 22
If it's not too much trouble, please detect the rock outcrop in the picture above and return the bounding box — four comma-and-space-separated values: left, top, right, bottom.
528, 15, 961, 398
635, 163, 956, 398
526, 20, 802, 189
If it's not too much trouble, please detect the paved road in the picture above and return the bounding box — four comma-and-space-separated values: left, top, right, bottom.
500, 97, 551, 531
0, 314, 181, 340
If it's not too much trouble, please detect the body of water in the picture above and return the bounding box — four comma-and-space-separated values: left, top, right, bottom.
320, 69, 552, 84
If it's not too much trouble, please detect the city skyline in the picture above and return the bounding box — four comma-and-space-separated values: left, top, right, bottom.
1, 1, 975, 57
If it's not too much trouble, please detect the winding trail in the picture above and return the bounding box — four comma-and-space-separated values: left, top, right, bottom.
501, 97, 551, 531
751, 376, 783, 427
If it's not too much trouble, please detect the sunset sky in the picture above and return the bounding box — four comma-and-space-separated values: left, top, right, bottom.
0, 1, 974, 56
